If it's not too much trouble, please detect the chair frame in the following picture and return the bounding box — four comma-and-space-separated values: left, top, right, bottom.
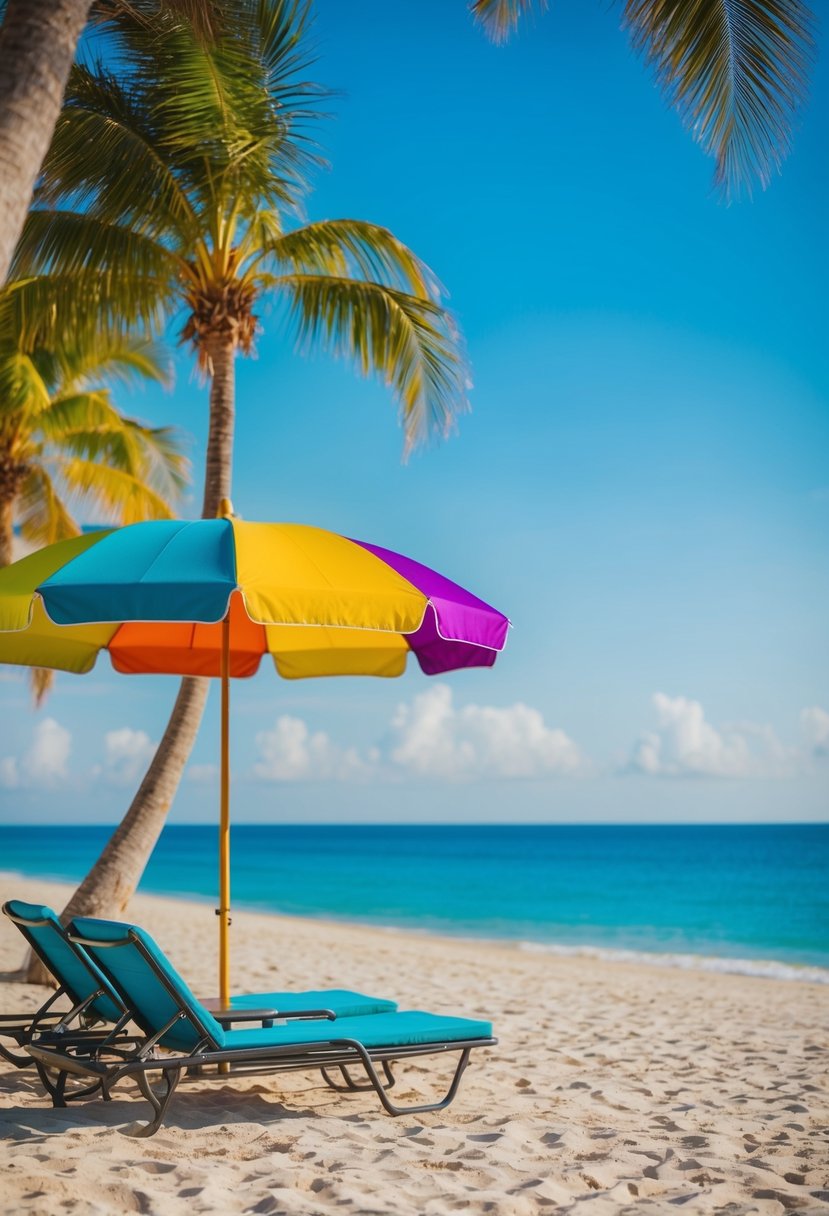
26, 924, 496, 1137
0, 902, 132, 1068
1, 901, 388, 1070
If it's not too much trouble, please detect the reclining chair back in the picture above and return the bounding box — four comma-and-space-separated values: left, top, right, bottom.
69, 917, 227, 1052
3, 900, 125, 1024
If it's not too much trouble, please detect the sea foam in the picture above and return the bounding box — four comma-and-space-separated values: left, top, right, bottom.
516, 939, 829, 984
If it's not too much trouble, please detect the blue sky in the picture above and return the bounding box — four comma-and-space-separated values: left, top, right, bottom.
1, 0, 826, 824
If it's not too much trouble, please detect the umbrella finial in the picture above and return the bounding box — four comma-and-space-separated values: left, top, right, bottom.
218, 497, 235, 519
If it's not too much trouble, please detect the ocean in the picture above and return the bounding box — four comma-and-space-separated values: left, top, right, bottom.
1, 823, 827, 982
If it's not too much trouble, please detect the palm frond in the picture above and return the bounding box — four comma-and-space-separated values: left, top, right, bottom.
127, 422, 190, 502
56, 456, 181, 524
92, 0, 222, 42
9, 211, 180, 348
0, 349, 51, 419
623, 0, 814, 197
14, 210, 181, 288
16, 464, 80, 546
269, 220, 440, 299
34, 389, 139, 436
278, 274, 469, 455
101, 0, 326, 217
40, 401, 189, 502
0, 272, 169, 352
38, 63, 200, 240
52, 336, 172, 395
470, 0, 545, 43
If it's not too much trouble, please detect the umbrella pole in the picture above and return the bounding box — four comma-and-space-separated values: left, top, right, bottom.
219, 612, 231, 1007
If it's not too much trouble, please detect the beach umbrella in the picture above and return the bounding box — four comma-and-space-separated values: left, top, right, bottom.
0, 504, 509, 1002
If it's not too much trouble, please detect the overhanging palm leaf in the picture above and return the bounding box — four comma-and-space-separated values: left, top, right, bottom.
470, 0, 814, 197
623, 0, 813, 197
92, 0, 222, 42
470, 0, 543, 43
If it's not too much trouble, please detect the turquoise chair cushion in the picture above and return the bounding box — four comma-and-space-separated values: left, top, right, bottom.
220, 1009, 493, 1051
4, 901, 124, 1024
227, 990, 397, 1018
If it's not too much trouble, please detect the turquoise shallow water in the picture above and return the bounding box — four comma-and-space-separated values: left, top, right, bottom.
1, 824, 827, 978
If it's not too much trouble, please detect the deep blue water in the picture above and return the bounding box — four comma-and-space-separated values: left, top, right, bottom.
1, 824, 827, 974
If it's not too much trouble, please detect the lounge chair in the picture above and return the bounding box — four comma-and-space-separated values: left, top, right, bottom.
1, 900, 396, 1067
26, 916, 496, 1136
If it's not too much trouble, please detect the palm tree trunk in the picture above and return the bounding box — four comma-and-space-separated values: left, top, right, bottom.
25, 332, 237, 982
0, 0, 93, 286
0, 496, 13, 566
202, 332, 236, 516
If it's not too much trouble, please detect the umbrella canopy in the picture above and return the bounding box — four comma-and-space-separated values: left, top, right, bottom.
0, 517, 509, 677
0, 513, 509, 1002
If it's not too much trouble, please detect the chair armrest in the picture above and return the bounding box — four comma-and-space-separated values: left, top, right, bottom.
210, 1006, 280, 1026
273, 1008, 337, 1022
204, 1003, 337, 1025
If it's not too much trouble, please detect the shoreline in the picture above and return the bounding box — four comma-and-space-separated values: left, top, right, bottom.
1, 874, 828, 1214
2, 867, 827, 988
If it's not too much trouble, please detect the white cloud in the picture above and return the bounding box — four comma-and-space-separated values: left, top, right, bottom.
254, 715, 376, 782
801, 706, 829, 757
390, 685, 583, 780
101, 727, 156, 785
628, 693, 794, 778
250, 687, 581, 784
0, 718, 72, 789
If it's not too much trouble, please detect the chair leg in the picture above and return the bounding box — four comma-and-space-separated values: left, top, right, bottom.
129, 1067, 182, 1138
321, 1059, 397, 1093
333, 1046, 472, 1117
0, 1039, 33, 1068
33, 1059, 105, 1107
320, 1064, 367, 1092
34, 1059, 68, 1108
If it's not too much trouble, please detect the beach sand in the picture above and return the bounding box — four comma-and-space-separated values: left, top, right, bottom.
0, 875, 827, 1215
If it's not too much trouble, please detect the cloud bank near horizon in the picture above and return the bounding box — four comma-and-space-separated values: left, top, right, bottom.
2, 689, 826, 793
626, 693, 798, 779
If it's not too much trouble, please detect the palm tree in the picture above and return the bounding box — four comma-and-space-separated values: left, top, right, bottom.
0, 333, 186, 566
0, 0, 219, 288
470, 0, 814, 198
0, 322, 189, 713
12, 0, 469, 956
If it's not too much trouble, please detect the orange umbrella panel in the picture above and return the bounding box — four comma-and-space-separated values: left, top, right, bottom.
110, 591, 267, 677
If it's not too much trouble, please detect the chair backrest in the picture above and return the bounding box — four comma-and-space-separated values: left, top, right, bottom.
69, 917, 226, 1052
3, 900, 125, 1024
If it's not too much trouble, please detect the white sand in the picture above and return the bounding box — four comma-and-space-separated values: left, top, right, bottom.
0, 874, 827, 1215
